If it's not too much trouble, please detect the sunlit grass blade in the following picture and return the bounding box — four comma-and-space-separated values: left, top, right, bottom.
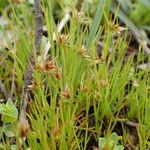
86, 0, 107, 51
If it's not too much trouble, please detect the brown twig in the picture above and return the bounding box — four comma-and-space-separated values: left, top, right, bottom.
19, 0, 43, 140
116, 118, 148, 129
125, 121, 139, 128
34, 0, 43, 54
115, 118, 139, 128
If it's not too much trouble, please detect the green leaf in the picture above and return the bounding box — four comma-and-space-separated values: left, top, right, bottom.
0, 0, 8, 12
109, 133, 118, 145
0, 99, 18, 123
11, 145, 17, 150
140, 0, 150, 10
98, 137, 107, 149
2, 124, 15, 137
115, 145, 124, 150
28, 0, 34, 5
86, 0, 107, 51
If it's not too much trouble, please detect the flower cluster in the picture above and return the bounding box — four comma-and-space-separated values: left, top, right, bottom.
35, 59, 62, 80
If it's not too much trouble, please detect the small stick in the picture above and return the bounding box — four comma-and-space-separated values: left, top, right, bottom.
116, 118, 149, 129
34, 0, 43, 54
19, 0, 43, 140
125, 121, 138, 128
116, 118, 139, 128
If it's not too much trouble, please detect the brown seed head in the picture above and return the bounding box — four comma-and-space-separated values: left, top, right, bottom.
61, 84, 71, 99
54, 71, 62, 80
56, 33, 69, 45
51, 127, 60, 137
44, 60, 57, 71
73, 10, 84, 22
109, 22, 127, 35
19, 119, 30, 140
100, 80, 108, 88
78, 85, 89, 93
77, 46, 87, 57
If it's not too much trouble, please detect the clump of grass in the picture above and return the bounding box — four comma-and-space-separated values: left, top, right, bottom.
0, 0, 150, 149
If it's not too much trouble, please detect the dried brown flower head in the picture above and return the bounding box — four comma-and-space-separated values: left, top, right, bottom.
56, 33, 69, 45
54, 70, 62, 80
78, 85, 89, 93
34, 64, 44, 72
100, 80, 108, 88
19, 118, 30, 140
44, 60, 57, 71
35, 59, 57, 73
77, 46, 87, 57
73, 10, 84, 22
51, 126, 61, 137
94, 90, 100, 100
61, 84, 71, 99
108, 22, 127, 35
